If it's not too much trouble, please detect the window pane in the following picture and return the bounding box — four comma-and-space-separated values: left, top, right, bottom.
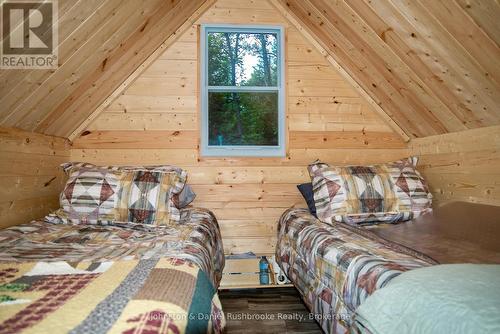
208, 92, 278, 146
208, 32, 278, 87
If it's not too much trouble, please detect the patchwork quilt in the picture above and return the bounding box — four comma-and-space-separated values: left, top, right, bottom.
276, 208, 437, 334
0, 208, 225, 333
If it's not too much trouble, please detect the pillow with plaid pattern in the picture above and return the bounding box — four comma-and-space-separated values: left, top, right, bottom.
62, 163, 193, 207
115, 169, 185, 225
308, 157, 432, 225
46, 163, 187, 226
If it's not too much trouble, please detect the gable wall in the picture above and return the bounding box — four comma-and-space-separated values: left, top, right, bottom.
1, 0, 498, 141
71, 0, 409, 255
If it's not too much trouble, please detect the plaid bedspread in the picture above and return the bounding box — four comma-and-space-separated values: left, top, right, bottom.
0, 208, 225, 334
276, 208, 437, 334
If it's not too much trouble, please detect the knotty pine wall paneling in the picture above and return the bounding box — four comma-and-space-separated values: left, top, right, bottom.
0, 127, 70, 229
71, 0, 410, 255
410, 125, 500, 207
272, 0, 500, 138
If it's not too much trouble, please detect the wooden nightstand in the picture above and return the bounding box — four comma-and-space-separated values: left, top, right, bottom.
219, 255, 293, 289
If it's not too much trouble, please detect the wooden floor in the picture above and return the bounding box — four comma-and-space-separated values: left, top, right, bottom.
219, 287, 323, 333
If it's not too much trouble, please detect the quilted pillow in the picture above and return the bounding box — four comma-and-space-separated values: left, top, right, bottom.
53, 166, 122, 224
72, 162, 194, 209
115, 169, 184, 225
47, 163, 187, 226
308, 157, 432, 225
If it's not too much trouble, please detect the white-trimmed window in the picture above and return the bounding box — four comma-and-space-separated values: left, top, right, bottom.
200, 24, 285, 157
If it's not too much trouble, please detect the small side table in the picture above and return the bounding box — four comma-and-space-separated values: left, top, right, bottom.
219, 255, 293, 289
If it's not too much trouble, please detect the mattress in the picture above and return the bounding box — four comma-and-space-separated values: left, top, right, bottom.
0, 207, 225, 333
366, 201, 500, 264
276, 208, 435, 334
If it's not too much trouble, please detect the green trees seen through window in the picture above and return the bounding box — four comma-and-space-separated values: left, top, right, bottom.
207, 32, 279, 146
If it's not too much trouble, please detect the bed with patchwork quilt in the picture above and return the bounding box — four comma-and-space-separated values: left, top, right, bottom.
0, 207, 225, 334
276, 208, 436, 334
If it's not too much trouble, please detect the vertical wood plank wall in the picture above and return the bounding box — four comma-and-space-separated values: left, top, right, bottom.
71, 0, 409, 254
410, 125, 500, 207
0, 127, 70, 229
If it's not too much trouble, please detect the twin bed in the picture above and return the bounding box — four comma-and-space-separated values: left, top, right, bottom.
276, 202, 500, 333
0, 208, 225, 333
276, 208, 433, 333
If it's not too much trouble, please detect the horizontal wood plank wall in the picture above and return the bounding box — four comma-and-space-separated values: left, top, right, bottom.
410, 125, 500, 207
72, 0, 409, 255
0, 127, 70, 229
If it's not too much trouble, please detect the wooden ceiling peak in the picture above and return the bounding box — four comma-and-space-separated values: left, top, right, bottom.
0, 0, 499, 140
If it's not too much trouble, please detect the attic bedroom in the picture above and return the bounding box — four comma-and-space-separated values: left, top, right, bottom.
0, 0, 499, 333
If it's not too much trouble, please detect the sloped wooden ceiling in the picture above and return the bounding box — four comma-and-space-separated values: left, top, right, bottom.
0, 0, 213, 138
272, 0, 500, 138
0, 0, 498, 139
